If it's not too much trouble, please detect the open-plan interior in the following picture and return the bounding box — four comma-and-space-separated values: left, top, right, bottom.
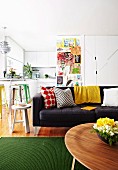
0, 0, 118, 170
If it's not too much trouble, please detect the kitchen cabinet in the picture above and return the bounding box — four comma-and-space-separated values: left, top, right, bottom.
25, 51, 56, 67
36, 52, 49, 67
48, 52, 57, 66
25, 52, 37, 66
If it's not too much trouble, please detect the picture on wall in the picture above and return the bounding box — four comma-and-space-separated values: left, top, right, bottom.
71, 64, 81, 74
75, 55, 81, 63
71, 46, 81, 55
63, 38, 75, 47
57, 76, 63, 85
56, 36, 82, 86
57, 38, 63, 50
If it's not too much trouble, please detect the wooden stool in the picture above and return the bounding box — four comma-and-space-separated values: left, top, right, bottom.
9, 84, 31, 106
11, 104, 31, 133
9, 85, 22, 111
0, 84, 8, 119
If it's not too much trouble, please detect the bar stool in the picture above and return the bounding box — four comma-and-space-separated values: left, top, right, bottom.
19, 84, 31, 104
0, 84, 8, 119
9, 84, 31, 111
9, 85, 22, 111
11, 104, 31, 133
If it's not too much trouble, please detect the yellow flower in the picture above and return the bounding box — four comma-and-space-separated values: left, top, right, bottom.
97, 117, 115, 127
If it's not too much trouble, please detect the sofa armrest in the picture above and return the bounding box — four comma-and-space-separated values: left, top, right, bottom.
33, 93, 44, 126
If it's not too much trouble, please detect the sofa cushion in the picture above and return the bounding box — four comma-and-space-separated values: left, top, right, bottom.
102, 88, 118, 106
95, 106, 118, 120
54, 87, 76, 108
40, 106, 96, 124
40, 87, 56, 109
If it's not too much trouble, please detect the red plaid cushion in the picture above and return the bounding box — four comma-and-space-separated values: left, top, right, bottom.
40, 87, 56, 109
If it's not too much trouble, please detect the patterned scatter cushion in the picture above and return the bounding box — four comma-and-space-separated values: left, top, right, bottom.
40, 87, 56, 109
54, 87, 76, 108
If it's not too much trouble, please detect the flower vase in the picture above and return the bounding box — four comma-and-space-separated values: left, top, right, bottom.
97, 133, 109, 144
97, 133, 116, 145
11, 72, 15, 78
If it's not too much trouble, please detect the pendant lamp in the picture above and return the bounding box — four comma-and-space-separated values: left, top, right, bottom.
0, 27, 11, 54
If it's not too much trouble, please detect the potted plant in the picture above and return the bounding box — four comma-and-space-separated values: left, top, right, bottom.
44, 74, 49, 78
23, 63, 32, 79
9, 68, 16, 78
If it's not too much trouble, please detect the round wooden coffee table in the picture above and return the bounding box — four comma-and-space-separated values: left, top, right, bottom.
65, 123, 118, 170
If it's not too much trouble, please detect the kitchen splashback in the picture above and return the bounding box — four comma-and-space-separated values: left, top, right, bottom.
32, 67, 56, 78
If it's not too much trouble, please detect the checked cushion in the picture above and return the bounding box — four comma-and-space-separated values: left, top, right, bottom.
41, 87, 56, 109
54, 87, 76, 108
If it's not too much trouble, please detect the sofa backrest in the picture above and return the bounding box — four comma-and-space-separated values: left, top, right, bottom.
55, 86, 118, 104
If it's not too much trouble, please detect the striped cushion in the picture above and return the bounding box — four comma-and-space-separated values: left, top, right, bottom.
54, 87, 76, 108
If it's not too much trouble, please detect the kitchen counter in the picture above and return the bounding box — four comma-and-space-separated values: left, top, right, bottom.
31, 78, 56, 80
37, 78, 56, 86
0, 78, 56, 102
0, 78, 26, 81
37, 78, 56, 82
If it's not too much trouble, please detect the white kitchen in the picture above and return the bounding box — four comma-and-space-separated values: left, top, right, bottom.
0, 35, 57, 102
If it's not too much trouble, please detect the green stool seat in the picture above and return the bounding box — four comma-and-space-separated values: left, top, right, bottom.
18, 84, 31, 104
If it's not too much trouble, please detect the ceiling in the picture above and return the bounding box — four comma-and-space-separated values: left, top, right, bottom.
0, 0, 118, 51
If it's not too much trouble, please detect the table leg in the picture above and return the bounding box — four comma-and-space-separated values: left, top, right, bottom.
71, 157, 75, 170
24, 109, 30, 133
12, 109, 17, 132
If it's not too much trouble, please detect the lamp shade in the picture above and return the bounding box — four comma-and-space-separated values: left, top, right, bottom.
0, 40, 11, 54
0, 27, 11, 54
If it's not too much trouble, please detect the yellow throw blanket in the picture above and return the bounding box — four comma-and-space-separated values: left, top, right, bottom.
74, 86, 87, 104
74, 86, 101, 104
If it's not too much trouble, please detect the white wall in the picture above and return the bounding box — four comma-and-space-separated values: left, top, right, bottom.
0, 35, 6, 78
0, 53, 5, 78
6, 36, 24, 76
0, 36, 24, 77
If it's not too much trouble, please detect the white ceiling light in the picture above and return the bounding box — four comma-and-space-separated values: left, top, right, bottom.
0, 27, 11, 54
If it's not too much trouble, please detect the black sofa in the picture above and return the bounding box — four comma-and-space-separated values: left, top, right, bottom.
33, 86, 118, 134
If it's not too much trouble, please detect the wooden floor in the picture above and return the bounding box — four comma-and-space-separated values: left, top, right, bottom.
0, 105, 69, 137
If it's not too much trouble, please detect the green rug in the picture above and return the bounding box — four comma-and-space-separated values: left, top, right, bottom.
0, 137, 88, 170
